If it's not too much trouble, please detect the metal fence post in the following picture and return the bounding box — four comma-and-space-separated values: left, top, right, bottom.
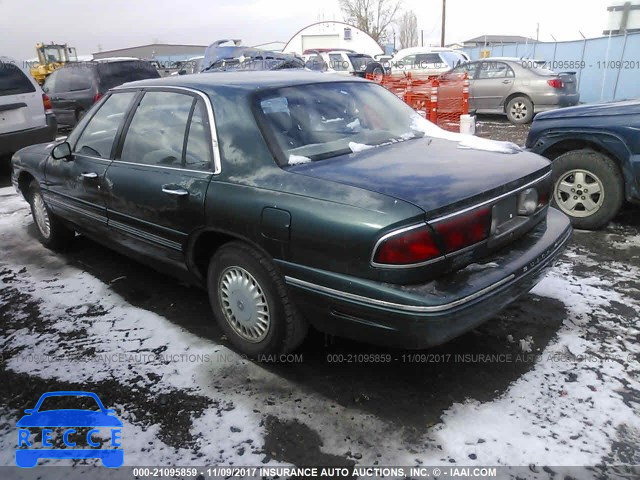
577, 38, 587, 91
613, 32, 629, 100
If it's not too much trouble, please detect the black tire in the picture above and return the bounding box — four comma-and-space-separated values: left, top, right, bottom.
207, 242, 307, 357
506, 96, 534, 124
364, 61, 385, 81
28, 181, 75, 250
75, 109, 85, 125
551, 149, 624, 230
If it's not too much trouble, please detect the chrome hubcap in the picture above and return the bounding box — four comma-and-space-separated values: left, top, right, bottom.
510, 102, 527, 120
33, 193, 51, 238
554, 169, 605, 218
219, 266, 270, 343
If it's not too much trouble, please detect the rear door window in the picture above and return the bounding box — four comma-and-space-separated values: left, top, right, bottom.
0, 61, 35, 96
477, 62, 514, 79
184, 99, 212, 171
69, 66, 94, 91
120, 91, 194, 167
97, 61, 160, 90
73, 92, 136, 158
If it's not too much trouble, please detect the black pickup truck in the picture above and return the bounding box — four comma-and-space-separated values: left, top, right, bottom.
527, 99, 640, 229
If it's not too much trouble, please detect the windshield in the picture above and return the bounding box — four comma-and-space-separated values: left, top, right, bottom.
255, 82, 426, 165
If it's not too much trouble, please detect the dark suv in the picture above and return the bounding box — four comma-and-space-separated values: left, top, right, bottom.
527, 99, 640, 229
43, 59, 159, 127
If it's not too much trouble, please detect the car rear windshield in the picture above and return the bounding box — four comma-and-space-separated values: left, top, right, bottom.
255, 81, 426, 165
97, 61, 160, 90
0, 61, 36, 96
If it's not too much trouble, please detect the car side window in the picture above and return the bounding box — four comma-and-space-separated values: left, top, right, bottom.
42, 70, 57, 93
73, 92, 136, 158
450, 62, 478, 78
54, 68, 73, 92
120, 91, 194, 167
69, 67, 93, 91
477, 62, 512, 79
184, 99, 213, 171
0, 61, 35, 96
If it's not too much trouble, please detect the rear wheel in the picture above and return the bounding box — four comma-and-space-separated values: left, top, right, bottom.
551, 149, 624, 230
207, 242, 307, 357
506, 96, 534, 124
365, 62, 385, 82
28, 181, 75, 249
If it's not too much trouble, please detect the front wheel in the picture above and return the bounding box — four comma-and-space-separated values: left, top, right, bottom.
506, 96, 534, 124
207, 242, 307, 357
28, 181, 75, 250
551, 149, 624, 230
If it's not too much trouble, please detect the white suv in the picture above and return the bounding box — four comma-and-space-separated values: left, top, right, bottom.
0, 56, 57, 162
389, 47, 469, 76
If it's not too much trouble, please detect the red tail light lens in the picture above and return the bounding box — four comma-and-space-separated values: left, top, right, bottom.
373, 225, 442, 265
433, 207, 492, 253
42, 94, 52, 114
93, 92, 103, 103
547, 79, 564, 89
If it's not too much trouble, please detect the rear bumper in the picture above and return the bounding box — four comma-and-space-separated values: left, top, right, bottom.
532, 93, 580, 113
282, 207, 572, 349
0, 114, 57, 157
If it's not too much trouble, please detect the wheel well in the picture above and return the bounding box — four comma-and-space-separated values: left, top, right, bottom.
541, 139, 619, 163
503, 92, 531, 112
17, 171, 35, 199
190, 231, 241, 281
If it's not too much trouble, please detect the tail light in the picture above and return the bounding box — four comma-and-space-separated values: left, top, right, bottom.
547, 78, 564, 89
432, 207, 492, 253
42, 94, 52, 114
93, 92, 103, 103
373, 225, 442, 266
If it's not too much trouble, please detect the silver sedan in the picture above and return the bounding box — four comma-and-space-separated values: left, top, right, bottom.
446, 58, 580, 124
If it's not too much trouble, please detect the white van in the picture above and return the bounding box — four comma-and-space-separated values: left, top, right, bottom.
389, 47, 469, 76
0, 56, 57, 161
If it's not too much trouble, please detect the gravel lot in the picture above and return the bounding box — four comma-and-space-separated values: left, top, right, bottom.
1, 119, 639, 478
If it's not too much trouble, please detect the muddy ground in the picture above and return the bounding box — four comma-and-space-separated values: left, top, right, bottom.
0, 119, 639, 479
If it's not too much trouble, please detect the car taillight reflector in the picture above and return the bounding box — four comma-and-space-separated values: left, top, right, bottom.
433, 207, 491, 253
547, 79, 564, 89
42, 94, 52, 113
373, 225, 442, 265
93, 92, 103, 103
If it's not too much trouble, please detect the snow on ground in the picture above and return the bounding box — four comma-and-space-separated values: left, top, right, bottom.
1, 186, 639, 477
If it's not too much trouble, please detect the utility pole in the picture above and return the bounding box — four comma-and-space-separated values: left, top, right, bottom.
441, 0, 447, 47
421, 30, 424, 47
536, 23, 540, 41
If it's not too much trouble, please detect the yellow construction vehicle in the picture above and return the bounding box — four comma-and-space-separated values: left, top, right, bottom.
30, 43, 78, 85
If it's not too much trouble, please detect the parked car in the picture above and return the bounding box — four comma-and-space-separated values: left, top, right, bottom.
445, 58, 580, 124
202, 39, 304, 72
11, 72, 571, 356
173, 56, 205, 76
526, 99, 640, 229
390, 47, 468, 76
303, 50, 384, 77
42, 58, 160, 128
0, 56, 56, 166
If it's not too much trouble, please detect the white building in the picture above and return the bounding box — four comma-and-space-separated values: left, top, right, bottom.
283, 21, 383, 56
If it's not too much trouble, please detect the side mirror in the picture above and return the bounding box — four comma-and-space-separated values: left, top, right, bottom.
24, 409, 35, 414
178, 69, 187, 75
51, 141, 72, 160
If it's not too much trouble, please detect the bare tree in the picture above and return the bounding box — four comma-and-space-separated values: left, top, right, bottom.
397, 10, 418, 49
339, 0, 402, 44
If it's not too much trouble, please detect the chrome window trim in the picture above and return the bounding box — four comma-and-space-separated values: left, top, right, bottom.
111, 85, 221, 174
106, 160, 214, 175
285, 274, 515, 313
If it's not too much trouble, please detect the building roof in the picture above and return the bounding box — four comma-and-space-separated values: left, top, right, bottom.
463, 35, 538, 45
114, 70, 367, 92
92, 43, 207, 56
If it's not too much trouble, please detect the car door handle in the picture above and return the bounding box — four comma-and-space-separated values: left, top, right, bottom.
502, 79, 512, 84
162, 186, 189, 197
81, 172, 98, 179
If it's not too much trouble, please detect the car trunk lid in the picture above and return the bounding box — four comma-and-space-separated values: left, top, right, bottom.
287, 136, 550, 217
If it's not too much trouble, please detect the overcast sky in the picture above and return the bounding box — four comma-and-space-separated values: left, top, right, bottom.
0, 0, 610, 61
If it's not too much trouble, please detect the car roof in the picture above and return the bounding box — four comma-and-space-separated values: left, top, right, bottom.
115, 70, 368, 92
394, 46, 459, 56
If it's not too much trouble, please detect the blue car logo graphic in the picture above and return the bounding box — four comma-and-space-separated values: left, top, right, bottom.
16, 391, 123, 468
